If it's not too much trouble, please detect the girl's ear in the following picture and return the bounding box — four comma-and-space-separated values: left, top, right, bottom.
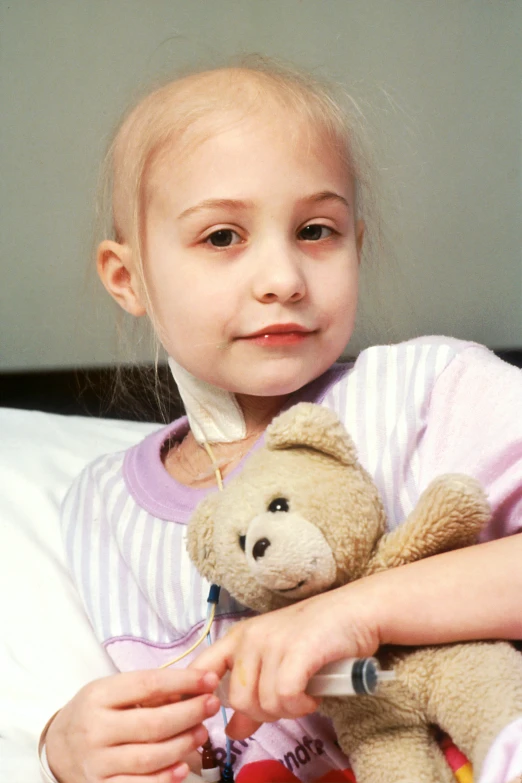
355, 219, 365, 262
97, 239, 146, 316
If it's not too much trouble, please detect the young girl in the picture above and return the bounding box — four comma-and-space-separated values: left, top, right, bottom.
42, 60, 522, 783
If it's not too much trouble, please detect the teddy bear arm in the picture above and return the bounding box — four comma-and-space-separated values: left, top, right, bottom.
406, 641, 522, 777
325, 696, 454, 783
366, 474, 490, 575
346, 727, 454, 783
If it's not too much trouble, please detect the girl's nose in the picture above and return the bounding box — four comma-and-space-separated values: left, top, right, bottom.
252, 245, 306, 305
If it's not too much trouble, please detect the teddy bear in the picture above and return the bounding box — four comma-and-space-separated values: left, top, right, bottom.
187, 402, 522, 783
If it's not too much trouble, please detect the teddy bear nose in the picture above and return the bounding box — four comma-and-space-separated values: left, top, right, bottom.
252, 537, 271, 560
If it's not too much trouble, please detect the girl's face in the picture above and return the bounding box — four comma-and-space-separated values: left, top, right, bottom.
142, 110, 362, 397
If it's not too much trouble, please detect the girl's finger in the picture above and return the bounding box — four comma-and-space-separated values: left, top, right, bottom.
257, 646, 284, 717
99, 724, 208, 776
225, 711, 263, 740
170, 762, 191, 782
273, 645, 325, 718
104, 761, 189, 783
275, 688, 320, 719
226, 652, 282, 728
276, 640, 325, 701
190, 633, 236, 679
257, 646, 317, 721
227, 645, 262, 716
93, 668, 219, 709
106, 693, 221, 745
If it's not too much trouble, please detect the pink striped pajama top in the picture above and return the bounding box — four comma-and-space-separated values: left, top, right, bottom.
60, 336, 522, 782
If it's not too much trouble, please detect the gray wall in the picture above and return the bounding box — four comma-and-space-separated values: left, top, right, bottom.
1, 1, 521, 370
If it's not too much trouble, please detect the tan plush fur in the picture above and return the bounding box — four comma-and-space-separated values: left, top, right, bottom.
187, 402, 522, 783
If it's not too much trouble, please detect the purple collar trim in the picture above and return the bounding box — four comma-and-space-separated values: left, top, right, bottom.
123, 362, 351, 522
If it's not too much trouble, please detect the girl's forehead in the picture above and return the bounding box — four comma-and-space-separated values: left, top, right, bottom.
113, 69, 355, 237
143, 113, 354, 231
148, 105, 346, 193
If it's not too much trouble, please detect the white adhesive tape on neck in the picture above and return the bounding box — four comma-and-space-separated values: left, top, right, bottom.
168, 356, 246, 444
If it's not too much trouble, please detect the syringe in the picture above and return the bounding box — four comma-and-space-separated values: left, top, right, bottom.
306, 657, 395, 697
216, 657, 395, 706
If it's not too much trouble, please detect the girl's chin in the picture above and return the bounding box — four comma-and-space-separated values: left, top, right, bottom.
195, 341, 346, 397
227, 365, 332, 399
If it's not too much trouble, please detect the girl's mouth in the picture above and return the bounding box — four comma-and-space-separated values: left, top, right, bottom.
240, 323, 315, 346
248, 332, 312, 346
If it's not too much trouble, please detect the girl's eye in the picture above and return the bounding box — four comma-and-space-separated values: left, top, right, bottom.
205, 229, 241, 248
298, 224, 334, 242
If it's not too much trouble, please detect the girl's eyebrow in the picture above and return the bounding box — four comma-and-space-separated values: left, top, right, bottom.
177, 198, 253, 221
177, 191, 350, 221
305, 191, 350, 210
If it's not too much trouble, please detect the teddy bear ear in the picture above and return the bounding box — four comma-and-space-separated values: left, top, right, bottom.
265, 402, 359, 466
186, 494, 220, 582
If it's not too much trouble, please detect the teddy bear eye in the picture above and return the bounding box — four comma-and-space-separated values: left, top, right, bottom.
268, 497, 289, 513
238, 535, 246, 551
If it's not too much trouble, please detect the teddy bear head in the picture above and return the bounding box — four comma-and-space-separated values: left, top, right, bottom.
187, 403, 387, 613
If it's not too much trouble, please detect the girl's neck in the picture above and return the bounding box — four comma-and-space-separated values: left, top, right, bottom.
163, 392, 291, 489
234, 392, 290, 436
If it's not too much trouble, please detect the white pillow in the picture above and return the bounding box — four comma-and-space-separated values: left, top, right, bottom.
0, 408, 160, 782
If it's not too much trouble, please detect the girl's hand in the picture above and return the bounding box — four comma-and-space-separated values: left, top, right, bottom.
192, 584, 381, 740
45, 668, 220, 783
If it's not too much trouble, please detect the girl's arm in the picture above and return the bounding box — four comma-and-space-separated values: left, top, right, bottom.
369, 532, 522, 646
193, 532, 522, 739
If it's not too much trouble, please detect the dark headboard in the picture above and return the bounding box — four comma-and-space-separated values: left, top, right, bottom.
0, 364, 183, 422
1, 350, 521, 423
